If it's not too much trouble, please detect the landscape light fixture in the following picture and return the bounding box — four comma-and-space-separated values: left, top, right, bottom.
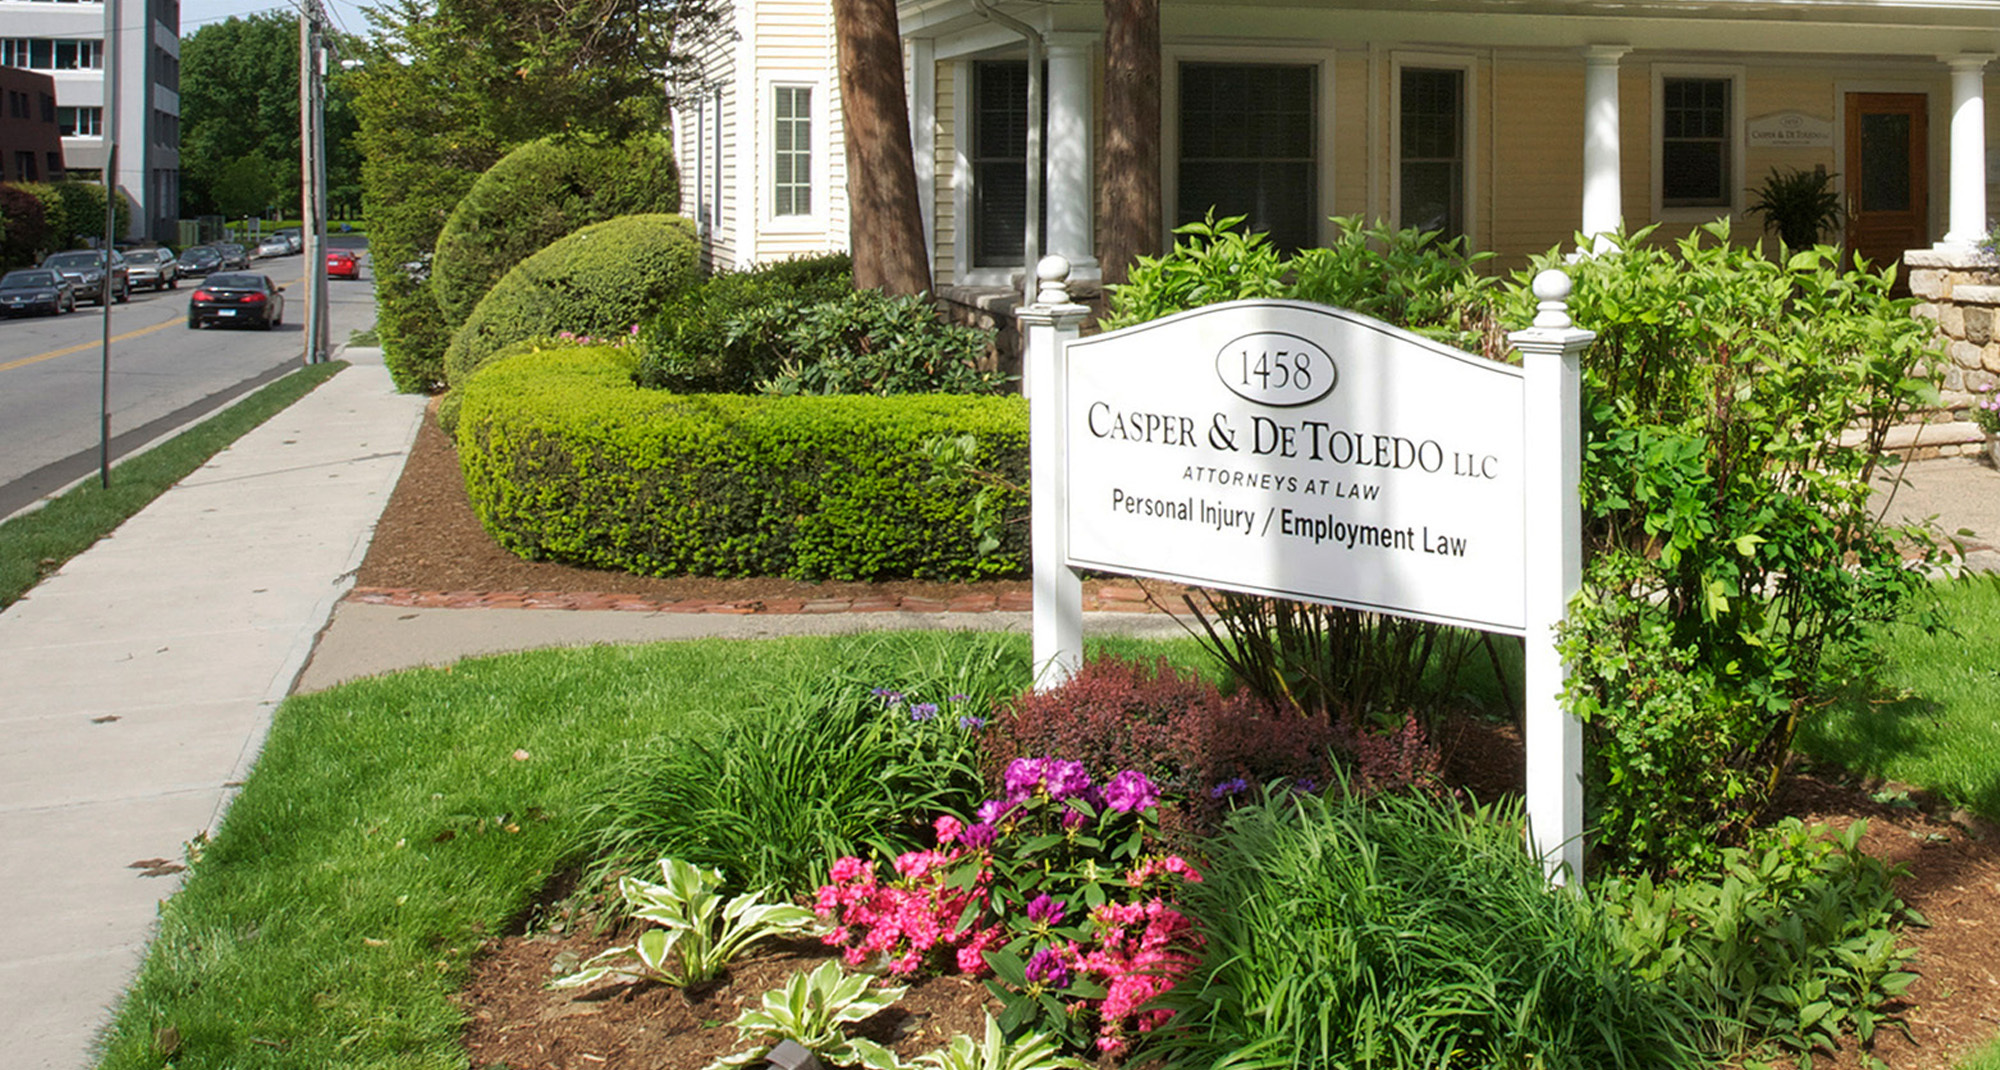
765, 1039, 826, 1070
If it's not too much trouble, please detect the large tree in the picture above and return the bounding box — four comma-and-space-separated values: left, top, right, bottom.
178, 13, 361, 219
832, 0, 931, 295
1098, 0, 1161, 285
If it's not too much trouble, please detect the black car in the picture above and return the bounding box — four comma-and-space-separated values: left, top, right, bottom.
213, 243, 251, 270
188, 273, 285, 330
0, 269, 77, 316
40, 249, 131, 305
178, 246, 223, 278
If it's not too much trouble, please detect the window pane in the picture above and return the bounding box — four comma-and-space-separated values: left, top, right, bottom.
1661, 77, 1730, 206
1860, 112, 1912, 212
972, 60, 1048, 267
1178, 63, 1316, 253
771, 86, 811, 217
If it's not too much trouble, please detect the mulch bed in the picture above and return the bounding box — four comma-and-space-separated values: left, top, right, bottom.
360, 406, 2000, 1070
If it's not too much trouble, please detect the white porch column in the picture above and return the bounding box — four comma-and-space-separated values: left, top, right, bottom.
1940, 53, 1995, 249
909, 37, 939, 274
1581, 46, 1630, 253
1046, 33, 1100, 280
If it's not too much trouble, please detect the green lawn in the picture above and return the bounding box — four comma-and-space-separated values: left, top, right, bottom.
1801, 575, 2000, 821
0, 361, 346, 609
91, 632, 1214, 1070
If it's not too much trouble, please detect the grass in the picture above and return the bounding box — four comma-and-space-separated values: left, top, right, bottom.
348, 324, 381, 346
1799, 574, 2000, 821
0, 361, 347, 609
91, 631, 1217, 1070
1962, 1038, 2000, 1070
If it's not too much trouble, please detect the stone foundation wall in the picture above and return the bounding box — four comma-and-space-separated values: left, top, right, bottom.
1904, 247, 2000, 460
937, 282, 1106, 388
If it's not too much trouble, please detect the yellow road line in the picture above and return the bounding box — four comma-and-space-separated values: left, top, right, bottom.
0, 265, 308, 374
0, 316, 183, 373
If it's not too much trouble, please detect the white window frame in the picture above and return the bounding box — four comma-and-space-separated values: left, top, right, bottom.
1162, 45, 1337, 255
763, 79, 824, 235
1651, 63, 1746, 223
1390, 51, 1478, 248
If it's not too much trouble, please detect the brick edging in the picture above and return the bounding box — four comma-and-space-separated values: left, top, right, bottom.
346, 585, 1183, 615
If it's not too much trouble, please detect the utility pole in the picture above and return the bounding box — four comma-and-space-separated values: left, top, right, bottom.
298, 0, 330, 363
98, 0, 119, 488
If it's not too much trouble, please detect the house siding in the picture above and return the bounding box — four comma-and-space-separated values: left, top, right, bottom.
933, 60, 959, 285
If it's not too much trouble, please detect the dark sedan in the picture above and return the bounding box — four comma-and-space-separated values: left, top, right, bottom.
0, 269, 77, 316
178, 246, 223, 278
213, 243, 251, 270
188, 273, 285, 330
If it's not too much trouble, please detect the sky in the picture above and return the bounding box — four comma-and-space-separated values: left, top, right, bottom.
179, 0, 377, 43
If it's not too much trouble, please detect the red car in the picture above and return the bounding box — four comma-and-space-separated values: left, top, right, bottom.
325, 249, 361, 279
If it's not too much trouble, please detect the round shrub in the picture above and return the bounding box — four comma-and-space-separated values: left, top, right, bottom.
443, 213, 699, 389
432, 133, 681, 326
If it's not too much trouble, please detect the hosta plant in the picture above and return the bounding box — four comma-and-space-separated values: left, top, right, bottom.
915, 1015, 1088, 1070
551, 857, 818, 990
707, 959, 908, 1070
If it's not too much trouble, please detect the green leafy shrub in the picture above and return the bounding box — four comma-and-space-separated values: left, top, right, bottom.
761, 289, 1005, 396
575, 638, 1019, 895
1155, 790, 1711, 1070
1289, 214, 1502, 352
1601, 818, 1917, 1065
1507, 225, 1945, 874
550, 857, 818, 990
48, 180, 128, 244
1101, 212, 1288, 330
0, 184, 53, 268
444, 213, 699, 389
633, 252, 852, 392
455, 345, 1028, 580
432, 133, 681, 327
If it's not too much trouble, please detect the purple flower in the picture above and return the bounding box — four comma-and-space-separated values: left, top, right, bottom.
949, 694, 969, 703
1061, 807, 1092, 830
960, 822, 997, 848
958, 715, 987, 730
1101, 770, 1160, 814
910, 703, 939, 721
1024, 947, 1073, 988
871, 688, 903, 705
1025, 894, 1067, 926
1209, 777, 1250, 800
976, 798, 1012, 824
1293, 778, 1319, 794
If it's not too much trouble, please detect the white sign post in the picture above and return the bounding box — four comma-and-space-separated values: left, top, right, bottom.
1026, 256, 1592, 882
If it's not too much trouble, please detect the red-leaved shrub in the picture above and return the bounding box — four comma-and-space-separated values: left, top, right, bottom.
985, 657, 1338, 832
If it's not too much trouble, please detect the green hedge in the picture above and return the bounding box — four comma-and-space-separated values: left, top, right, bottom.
456, 346, 1029, 580
432, 133, 681, 327
443, 213, 700, 389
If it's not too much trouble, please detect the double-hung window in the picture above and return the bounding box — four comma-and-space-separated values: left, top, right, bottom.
1659, 74, 1734, 208
1177, 63, 1316, 254
772, 85, 812, 218
1398, 65, 1468, 241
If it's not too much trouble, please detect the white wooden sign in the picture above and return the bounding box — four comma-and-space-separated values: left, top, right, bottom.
1063, 301, 1527, 634
1021, 260, 1592, 884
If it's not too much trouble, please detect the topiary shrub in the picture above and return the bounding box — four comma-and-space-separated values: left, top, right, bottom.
455, 344, 1027, 580
633, 252, 852, 392
432, 133, 681, 327
443, 213, 699, 389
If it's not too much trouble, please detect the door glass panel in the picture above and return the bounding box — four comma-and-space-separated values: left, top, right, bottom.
1860, 113, 1911, 212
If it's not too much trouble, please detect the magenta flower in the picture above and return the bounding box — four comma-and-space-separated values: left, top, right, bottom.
1024, 946, 1074, 988
1102, 770, 1160, 814
960, 822, 997, 849
1025, 893, 1067, 925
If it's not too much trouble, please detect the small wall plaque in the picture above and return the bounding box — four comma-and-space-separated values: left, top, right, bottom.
1748, 111, 1834, 149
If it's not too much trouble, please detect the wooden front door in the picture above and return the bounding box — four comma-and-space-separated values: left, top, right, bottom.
1844, 93, 1929, 280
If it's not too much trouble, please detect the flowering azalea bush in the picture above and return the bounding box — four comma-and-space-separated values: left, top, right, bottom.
816, 758, 1205, 1059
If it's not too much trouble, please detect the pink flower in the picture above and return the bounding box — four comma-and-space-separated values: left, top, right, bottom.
1101, 769, 1160, 813
934, 815, 965, 845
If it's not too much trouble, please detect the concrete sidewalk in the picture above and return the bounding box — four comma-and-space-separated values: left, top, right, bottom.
0, 351, 426, 1070
1, 340, 1996, 1069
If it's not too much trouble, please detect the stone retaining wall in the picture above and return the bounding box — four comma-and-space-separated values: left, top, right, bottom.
1904, 247, 2000, 460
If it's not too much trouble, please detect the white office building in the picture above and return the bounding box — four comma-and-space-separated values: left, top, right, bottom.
0, 0, 180, 240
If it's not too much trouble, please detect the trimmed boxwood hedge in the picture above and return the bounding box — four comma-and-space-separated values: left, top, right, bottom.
455, 345, 1029, 580
444, 213, 700, 390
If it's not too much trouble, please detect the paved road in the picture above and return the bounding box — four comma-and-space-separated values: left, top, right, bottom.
0, 238, 376, 518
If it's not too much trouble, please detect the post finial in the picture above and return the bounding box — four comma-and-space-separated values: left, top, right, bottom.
1531, 269, 1574, 329
1035, 255, 1073, 306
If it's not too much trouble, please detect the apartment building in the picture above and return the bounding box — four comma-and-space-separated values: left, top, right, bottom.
0, 0, 179, 240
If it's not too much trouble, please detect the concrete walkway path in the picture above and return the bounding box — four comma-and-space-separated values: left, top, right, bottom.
0, 351, 425, 1070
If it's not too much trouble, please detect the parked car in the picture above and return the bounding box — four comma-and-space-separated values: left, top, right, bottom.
213, 243, 250, 270
123, 247, 179, 291
187, 272, 284, 330
325, 249, 360, 279
178, 246, 223, 278
0, 269, 77, 316
40, 249, 130, 305
275, 228, 302, 254
255, 235, 292, 259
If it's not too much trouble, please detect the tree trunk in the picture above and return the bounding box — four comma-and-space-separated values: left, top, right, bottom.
833, 0, 932, 294
1099, 0, 1161, 286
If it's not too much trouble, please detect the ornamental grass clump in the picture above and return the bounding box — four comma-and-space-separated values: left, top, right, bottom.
1153, 788, 1712, 1070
